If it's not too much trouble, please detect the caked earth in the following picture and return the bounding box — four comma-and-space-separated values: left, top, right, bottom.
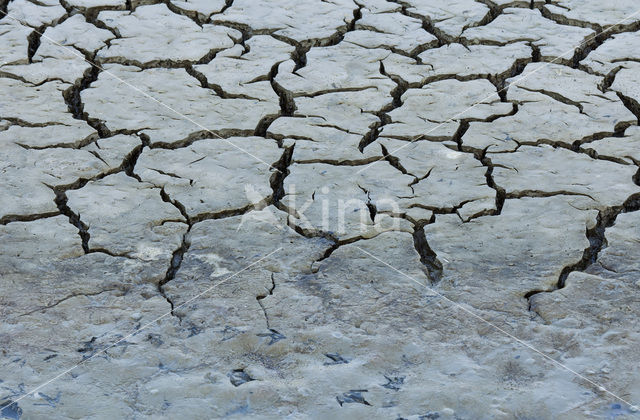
1, 0, 640, 418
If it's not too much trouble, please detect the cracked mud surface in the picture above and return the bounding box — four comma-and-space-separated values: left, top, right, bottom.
1, 0, 640, 418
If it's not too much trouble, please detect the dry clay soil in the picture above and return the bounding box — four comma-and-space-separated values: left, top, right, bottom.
2, 0, 640, 418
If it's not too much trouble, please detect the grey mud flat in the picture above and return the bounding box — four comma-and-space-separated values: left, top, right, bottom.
1, 0, 640, 418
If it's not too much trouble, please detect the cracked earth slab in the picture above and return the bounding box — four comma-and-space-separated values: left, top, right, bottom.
2, 0, 640, 418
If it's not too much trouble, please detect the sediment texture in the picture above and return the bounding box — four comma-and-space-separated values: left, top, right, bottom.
1, 0, 640, 418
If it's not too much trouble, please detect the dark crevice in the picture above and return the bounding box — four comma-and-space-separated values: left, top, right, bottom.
414, 71, 495, 90
408, 167, 434, 192
19, 288, 118, 317
89, 149, 109, 166
0, 71, 65, 85
518, 86, 584, 113
40, 133, 154, 253
164, 0, 206, 26
493, 80, 509, 102
524, 288, 543, 310
489, 55, 531, 100
287, 41, 310, 73
478, 147, 506, 215
157, 230, 190, 318
159, 188, 190, 225
284, 213, 396, 270
254, 114, 280, 137
150, 128, 256, 149
121, 140, 145, 181
271, 2, 363, 73
526, 192, 640, 312
184, 64, 261, 100
570, 22, 640, 69
541, 3, 640, 48
269, 61, 296, 116
347, 2, 362, 32
269, 143, 295, 205
410, 51, 531, 98
451, 120, 470, 151
409, 199, 473, 217
228, 369, 254, 387
336, 390, 371, 406
310, 1, 363, 48
325, 353, 349, 365
380, 143, 409, 175
470, 0, 501, 31
563, 194, 640, 286
27, 25, 44, 63
190, 203, 260, 225
228, 24, 251, 56
23, 9, 72, 62
51, 183, 134, 258
357, 119, 383, 152
0, 211, 61, 225
511, 130, 635, 164
0, 0, 9, 17
530, 43, 541, 62
212, 19, 272, 39
219, 0, 233, 14
99, 50, 225, 69
62, 55, 110, 137
387, 0, 453, 46
295, 156, 384, 166
610, 57, 640, 66
16, 132, 100, 150
539, 5, 602, 32
313, 239, 340, 265
288, 217, 339, 244
197, 47, 224, 65
358, 185, 377, 223
598, 66, 622, 93
365, 201, 377, 223
256, 273, 276, 328
255, 54, 307, 135
0, 118, 67, 128
570, 144, 631, 166
294, 86, 378, 99
412, 222, 443, 284
158, 188, 192, 319
386, 67, 409, 109
358, 61, 408, 151
58, 0, 124, 39
53, 189, 90, 253
347, 38, 432, 64
310, 231, 396, 272
486, 102, 519, 122
505, 190, 595, 200
616, 92, 640, 125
